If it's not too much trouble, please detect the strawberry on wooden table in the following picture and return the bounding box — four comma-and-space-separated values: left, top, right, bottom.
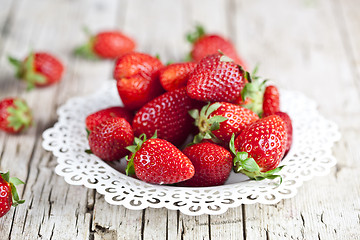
126, 133, 195, 185
75, 29, 136, 59
187, 25, 247, 68
0, 171, 25, 218
159, 62, 197, 91
189, 102, 259, 145
8, 51, 64, 89
85, 106, 133, 132
0, 97, 32, 134
88, 117, 134, 162
186, 53, 246, 103
114, 52, 164, 110
132, 88, 197, 146
180, 142, 233, 187
231, 115, 287, 182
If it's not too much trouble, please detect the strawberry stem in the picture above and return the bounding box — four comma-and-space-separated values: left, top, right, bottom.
189, 102, 227, 144
125, 132, 157, 176
6, 99, 32, 131
74, 28, 98, 60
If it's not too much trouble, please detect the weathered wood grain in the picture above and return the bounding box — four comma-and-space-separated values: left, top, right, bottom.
0, 0, 359, 239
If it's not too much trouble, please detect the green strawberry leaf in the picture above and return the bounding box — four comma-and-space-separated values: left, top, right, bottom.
229, 134, 237, 155
8, 56, 23, 78
9, 177, 25, 186
192, 133, 204, 144
241, 157, 260, 173
219, 55, 234, 63
210, 121, 220, 131
126, 145, 137, 153
125, 155, 135, 176
188, 109, 199, 120
205, 102, 222, 117
186, 25, 205, 44
200, 102, 210, 118
208, 115, 227, 124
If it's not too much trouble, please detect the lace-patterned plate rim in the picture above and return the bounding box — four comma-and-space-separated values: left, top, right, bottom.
42, 80, 341, 215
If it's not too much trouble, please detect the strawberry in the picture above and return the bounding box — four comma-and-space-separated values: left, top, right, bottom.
75, 29, 136, 59
187, 25, 247, 68
132, 88, 197, 146
0, 97, 32, 134
126, 134, 195, 184
230, 115, 287, 181
88, 117, 134, 161
114, 52, 164, 110
159, 62, 197, 91
274, 111, 293, 155
189, 102, 259, 145
186, 53, 246, 103
180, 142, 233, 187
8, 52, 64, 89
85, 106, 133, 132
0, 171, 25, 218
262, 85, 280, 117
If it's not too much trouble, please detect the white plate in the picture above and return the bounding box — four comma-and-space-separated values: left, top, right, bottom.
42, 80, 340, 215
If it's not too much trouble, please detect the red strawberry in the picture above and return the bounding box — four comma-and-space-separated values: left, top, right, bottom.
114, 52, 164, 110
0, 97, 32, 134
132, 88, 197, 146
88, 118, 134, 161
186, 53, 246, 102
0, 171, 25, 218
230, 115, 287, 181
180, 142, 233, 187
8, 52, 64, 89
262, 85, 280, 117
85, 106, 133, 132
126, 134, 195, 184
189, 102, 259, 145
159, 62, 197, 91
187, 25, 247, 68
75, 30, 135, 59
274, 111, 293, 155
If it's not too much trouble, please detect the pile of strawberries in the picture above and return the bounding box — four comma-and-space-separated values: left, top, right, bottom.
0, 26, 293, 218
83, 26, 294, 187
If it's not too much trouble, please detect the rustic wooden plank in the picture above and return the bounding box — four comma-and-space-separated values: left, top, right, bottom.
0, 0, 118, 239
0, 0, 359, 239
209, 207, 244, 240
91, 195, 143, 240
232, 0, 360, 239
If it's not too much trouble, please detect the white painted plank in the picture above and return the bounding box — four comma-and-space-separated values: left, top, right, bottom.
92, 195, 143, 240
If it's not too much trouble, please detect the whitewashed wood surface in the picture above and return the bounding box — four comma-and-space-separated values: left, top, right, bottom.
0, 0, 359, 239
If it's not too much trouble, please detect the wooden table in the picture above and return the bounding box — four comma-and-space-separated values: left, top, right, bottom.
0, 0, 359, 239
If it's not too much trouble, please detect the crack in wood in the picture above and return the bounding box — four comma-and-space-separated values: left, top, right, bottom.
208, 215, 212, 240
141, 209, 146, 240
266, 226, 270, 240
49, 224, 55, 240
242, 204, 246, 240
48, 187, 53, 219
